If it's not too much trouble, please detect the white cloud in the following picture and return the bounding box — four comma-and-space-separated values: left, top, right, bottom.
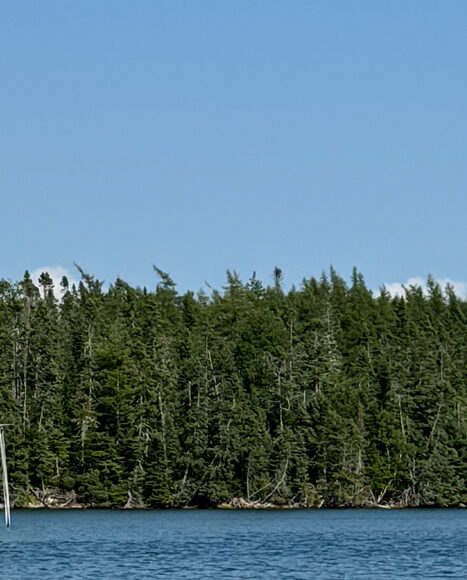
30, 266, 78, 298
383, 277, 467, 300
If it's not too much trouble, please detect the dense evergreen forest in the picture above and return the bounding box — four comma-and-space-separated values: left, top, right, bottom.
0, 267, 465, 508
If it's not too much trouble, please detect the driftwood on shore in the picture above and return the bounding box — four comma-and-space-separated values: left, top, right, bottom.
2, 487, 464, 510
123, 491, 148, 509
218, 497, 306, 510
216, 497, 433, 510
27, 488, 85, 509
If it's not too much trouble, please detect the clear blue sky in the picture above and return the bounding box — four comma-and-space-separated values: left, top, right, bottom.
2, 1, 466, 294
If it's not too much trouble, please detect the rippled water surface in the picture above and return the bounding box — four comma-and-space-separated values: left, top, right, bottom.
0, 509, 465, 578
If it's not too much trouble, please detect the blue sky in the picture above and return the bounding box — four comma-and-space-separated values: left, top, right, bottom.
2, 1, 466, 296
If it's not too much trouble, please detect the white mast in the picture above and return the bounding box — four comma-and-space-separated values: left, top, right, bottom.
0, 425, 11, 527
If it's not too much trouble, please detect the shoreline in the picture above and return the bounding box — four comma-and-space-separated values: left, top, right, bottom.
5, 502, 466, 511
4, 488, 465, 511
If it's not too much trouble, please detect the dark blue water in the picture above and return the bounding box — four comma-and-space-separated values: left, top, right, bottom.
0, 509, 465, 578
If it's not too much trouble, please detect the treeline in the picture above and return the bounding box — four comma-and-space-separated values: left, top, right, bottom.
0, 267, 465, 508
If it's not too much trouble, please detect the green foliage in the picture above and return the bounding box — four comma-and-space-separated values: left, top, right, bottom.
0, 268, 465, 507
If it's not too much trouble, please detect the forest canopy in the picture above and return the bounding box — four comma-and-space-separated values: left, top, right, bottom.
0, 267, 465, 508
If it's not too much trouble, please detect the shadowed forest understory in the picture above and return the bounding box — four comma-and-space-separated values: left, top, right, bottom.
0, 267, 465, 508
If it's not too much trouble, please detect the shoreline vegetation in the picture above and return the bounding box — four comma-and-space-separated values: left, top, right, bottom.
3, 487, 466, 511
0, 267, 466, 510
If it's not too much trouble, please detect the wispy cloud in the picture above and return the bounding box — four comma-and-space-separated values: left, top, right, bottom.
383, 277, 467, 299
30, 266, 78, 298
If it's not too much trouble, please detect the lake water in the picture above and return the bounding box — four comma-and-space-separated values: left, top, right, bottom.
0, 509, 465, 578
